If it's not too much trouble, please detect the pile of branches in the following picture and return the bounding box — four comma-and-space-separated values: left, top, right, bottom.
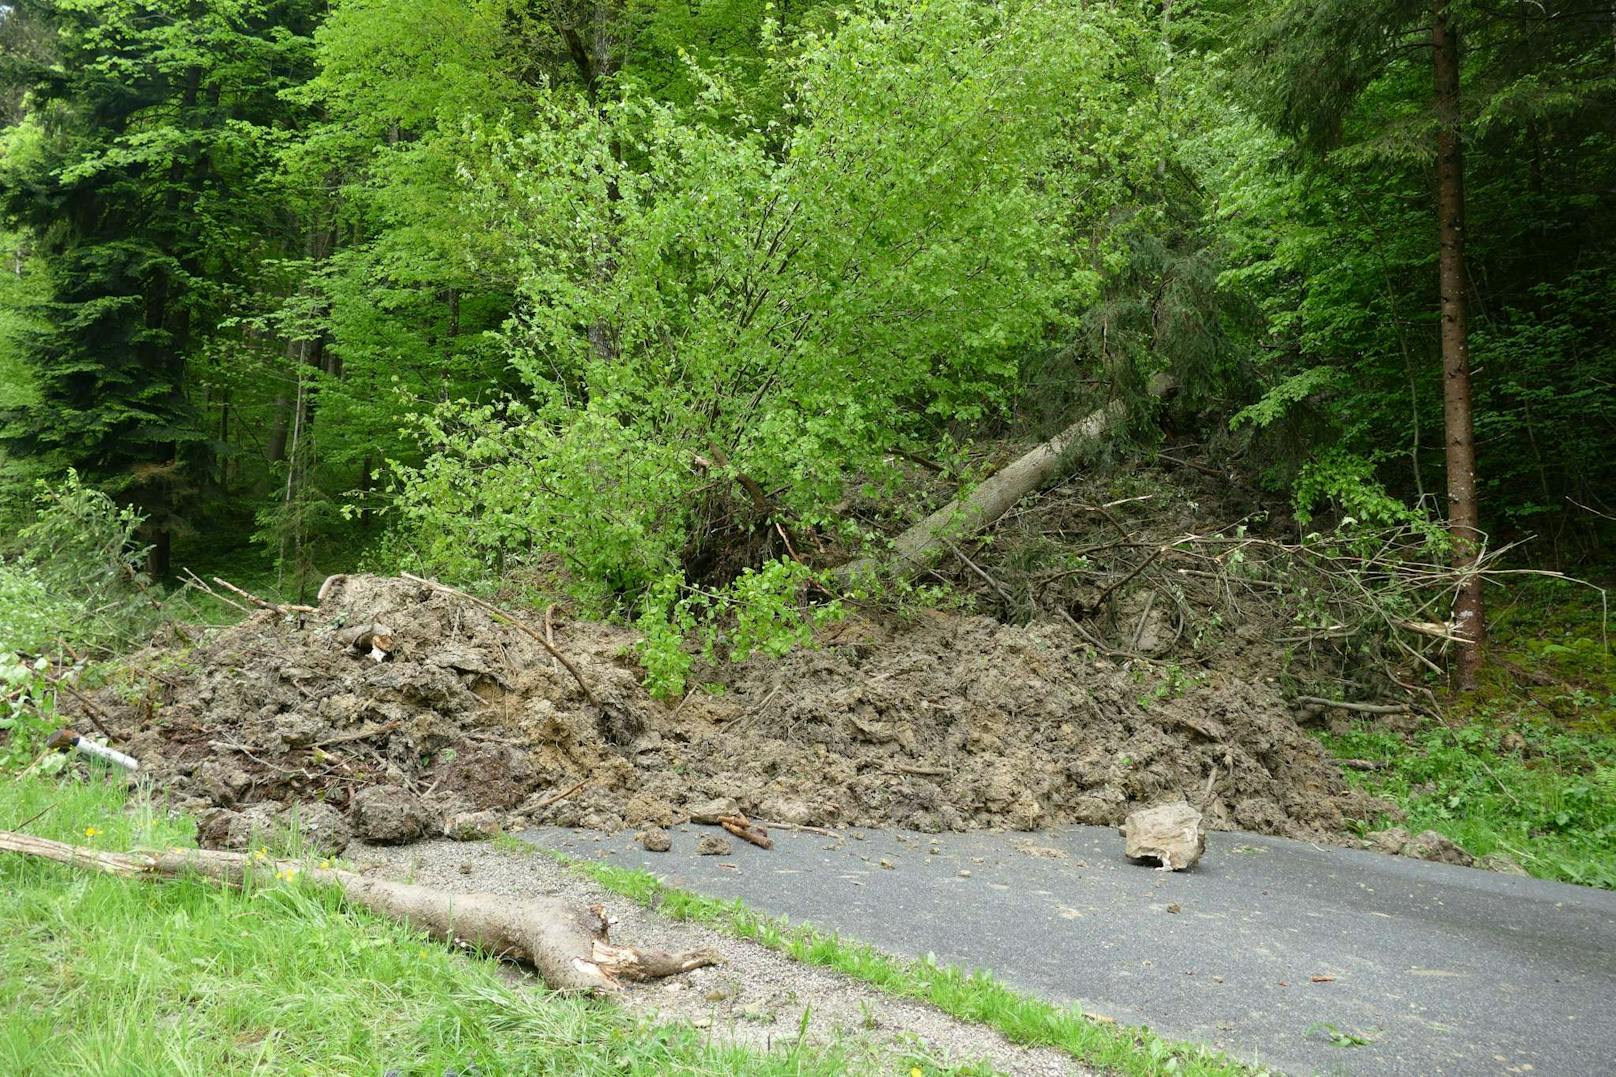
911, 464, 1582, 707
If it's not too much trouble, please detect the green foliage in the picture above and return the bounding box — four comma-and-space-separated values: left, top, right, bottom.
0, 470, 157, 653
635, 560, 843, 699
1229, 367, 1342, 432
1292, 448, 1446, 544
1322, 719, 1616, 889
372, 0, 1169, 680
1221, 0, 1616, 542
0, 654, 55, 769
0, 0, 323, 570
1321, 578, 1616, 888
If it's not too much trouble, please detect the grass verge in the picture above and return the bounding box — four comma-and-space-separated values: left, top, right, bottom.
1319, 578, 1615, 889
0, 775, 929, 1075
551, 850, 1262, 1077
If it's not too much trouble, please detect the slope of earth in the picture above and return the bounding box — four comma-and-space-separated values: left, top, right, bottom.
86, 573, 1378, 848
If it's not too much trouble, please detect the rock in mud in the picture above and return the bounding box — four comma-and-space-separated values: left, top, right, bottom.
687, 796, 741, 823
697, 835, 733, 856
1402, 829, 1474, 867
1481, 851, 1528, 876
281, 800, 351, 854
1367, 826, 1413, 855
223, 802, 282, 850
758, 795, 814, 826
1120, 801, 1206, 870
196, 761, 252, 807
350, 785, 431, 844
639, 827, 672, 852
444, 810, 501, 841
1367, 826, 1474, 866
624, 793, 674, 828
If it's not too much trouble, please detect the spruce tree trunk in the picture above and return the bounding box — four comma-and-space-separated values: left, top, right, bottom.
1433, 2, 1486, 688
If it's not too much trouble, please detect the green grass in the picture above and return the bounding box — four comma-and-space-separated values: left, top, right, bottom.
0, 775, 940, 1075
1320, 576, 1616, 889
543, 849, 1262, 1077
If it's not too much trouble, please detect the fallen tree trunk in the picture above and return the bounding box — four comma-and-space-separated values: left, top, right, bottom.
0, 831, 716, 992
838, 378, 1174, 584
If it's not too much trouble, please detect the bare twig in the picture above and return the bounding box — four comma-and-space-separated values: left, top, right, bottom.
1294, 695, 1411, 716
48, 676, 115, 740
401, 574, 605, 711
944, 541, 1017, 610
528, 778, 588, 815
210, 577, 317, 615
717, 814, 773, 849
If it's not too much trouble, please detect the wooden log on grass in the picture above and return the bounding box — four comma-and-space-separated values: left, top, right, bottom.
0, 830, 716, 992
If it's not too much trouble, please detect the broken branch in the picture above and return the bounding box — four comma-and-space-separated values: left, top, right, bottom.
716, 814, 773, 850
211, 576, 317, 616
0, 830, 716, 993
1294, 695, 1410, 715
400, 574, 641, 742
528, 778, 589, 814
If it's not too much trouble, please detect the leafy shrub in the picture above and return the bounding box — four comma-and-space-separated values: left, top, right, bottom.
0, 470, 156, 654
373, 0, 1163, 684
0, 654, 57, 770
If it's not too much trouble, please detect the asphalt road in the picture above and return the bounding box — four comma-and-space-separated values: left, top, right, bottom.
526, 824, 1616, 1076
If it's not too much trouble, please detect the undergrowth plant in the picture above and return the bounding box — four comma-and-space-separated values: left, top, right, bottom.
0, 470, 158, 655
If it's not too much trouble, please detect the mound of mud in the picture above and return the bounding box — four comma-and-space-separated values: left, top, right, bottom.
96, 575, 1372, 848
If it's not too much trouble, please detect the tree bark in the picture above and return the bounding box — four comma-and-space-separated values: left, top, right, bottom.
1432, 2, 1486, 689
0, 831, 717, 993
837, 377, 1174, 584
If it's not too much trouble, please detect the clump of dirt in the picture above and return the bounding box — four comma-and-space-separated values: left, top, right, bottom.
91, 573, 1376, 848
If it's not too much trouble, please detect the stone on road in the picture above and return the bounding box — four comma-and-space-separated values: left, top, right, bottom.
527, 825, 1616, 1076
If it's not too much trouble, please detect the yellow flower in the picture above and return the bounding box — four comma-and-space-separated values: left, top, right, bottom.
252, 848, 269, 861
911, 1068, 923, 1077
418, 949, 432, 960
83, 826, 101, 839
318, 858, 332, 869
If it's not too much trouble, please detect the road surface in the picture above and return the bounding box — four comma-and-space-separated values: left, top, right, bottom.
525, 824, 1616, 1075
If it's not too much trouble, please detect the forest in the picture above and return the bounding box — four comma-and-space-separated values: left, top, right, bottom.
0, 0, 1614, 1072
2, 0, 1610, 614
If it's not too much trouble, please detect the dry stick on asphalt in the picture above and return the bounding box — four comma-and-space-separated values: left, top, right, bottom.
399, 573, 640, 742
754, 819, 839, 839
0, 830, 716, 991
716, 814, 773, 850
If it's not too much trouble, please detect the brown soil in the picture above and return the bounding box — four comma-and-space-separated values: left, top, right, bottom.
90, 572, 1375, 846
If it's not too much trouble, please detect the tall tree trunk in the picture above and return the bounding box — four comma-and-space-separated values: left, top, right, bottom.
1432, 2, 1485, 688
